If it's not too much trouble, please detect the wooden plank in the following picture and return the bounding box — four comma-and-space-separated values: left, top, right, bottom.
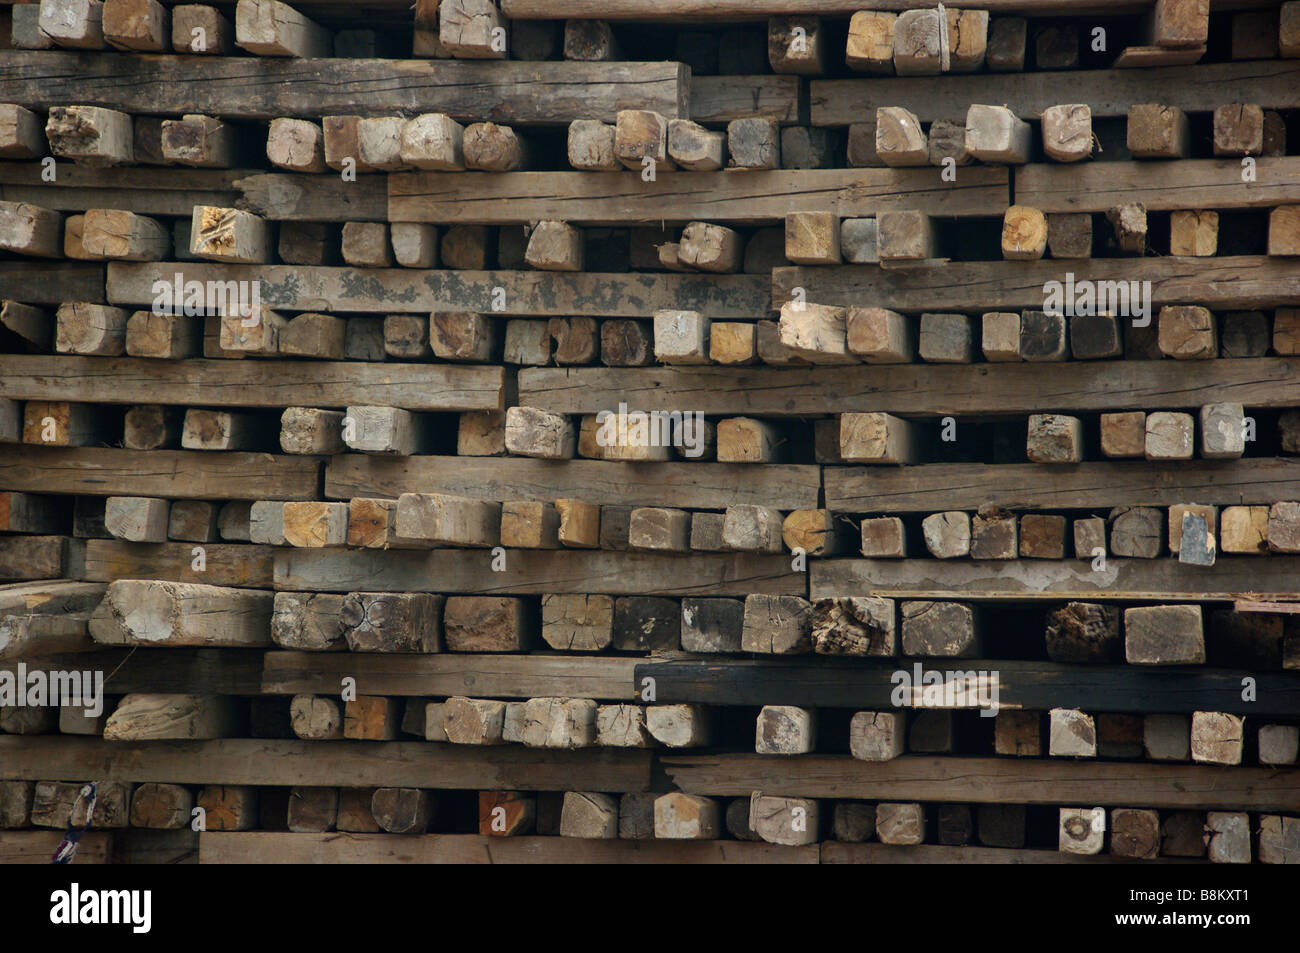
0, 53, 688, 124
519, 358, 1300, 417
0, 831, 112, 864
326, 454, 821, 509
108, 263, 771, 318
662, 754, 1300, 811
503, 0, 1195, 16
690, 75, 804, 126
389, 167, 1008, 225
234, 173, 387, 222
83, 540, 276, 588
0, 736, 654, 792
200, 832, 818, 863
0, 163, 244, 216
822, 843, 1202, 864
825, 459, 1300, 513
275, 548, 804, 596
0, 447, 320, 501
634, 658, 1300, 716
1018, 158, 1300, 214
1235, 600, 1300, 615
0, 356, 506, 411
812, 61, 1300, 125
774, 256, 1300, 313
2, 649, 264, 695
262, 651, 645, 699
0, 263, 104, 304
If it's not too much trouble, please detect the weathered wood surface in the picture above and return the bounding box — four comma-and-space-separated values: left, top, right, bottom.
1018, 158, 1300, 213
690, 76, 803, 125
234, 173, 388, 222
389, 168, 1009, 224
0, 736, 654, 792
83, 540, 276, 588
0, 263, 105, 304
0, 447, 320, 500
199, 832, 817, 863
262, 651, 645, 700
108, 263, 770, 318
813, 557, 1300, 601
520, 359, 1300, 416
0, 164, 243, 216
822, 843, 1202, 864
0, 831, 112, 864
774, 257, 1300, 312
2, 649, 264, 695
634, 658, 1300, 716
0, 356, 506, 411
0, 53, 688, 123
812, 61, 1300, 125
662, 754, 1300, 811
275, 548, 804, 596
501, 0, 1170, 16
825, 459, 1300, 513
327, 454, 819, 509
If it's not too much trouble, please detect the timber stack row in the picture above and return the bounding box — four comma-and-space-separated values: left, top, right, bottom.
0, 0, 1297, 865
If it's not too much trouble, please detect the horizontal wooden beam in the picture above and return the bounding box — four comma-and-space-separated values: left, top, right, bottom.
275, 548, 804, 596
0, 164, 244, 218
0, 831, 112, 865
84, 540, 277, 589
774, 256, 1300, 312
0, 356, 506, 412
326, 454, 821, 509
263, 651, 644, 700
502, 0, 1162, 17
0, 264, 104, 305
0, 54, 688, 124
235, 173, 387, 222
825, 458, 1300, 513
635, 659, 1300, 715
200, 832, 818, 864
822, 843, 1201, 864
3, 649, 265, 695
812, 61, 1300, 125
0, 447, 321, 501
518, 358, 1300, 417
108, 263, 771, 318
690, 75, 804, 126
0, 737, 654, 792
662, 754, 1300, 811
813, 557, 1300, 603
388, 167, 1009, 225
1017, 158, 1300, 214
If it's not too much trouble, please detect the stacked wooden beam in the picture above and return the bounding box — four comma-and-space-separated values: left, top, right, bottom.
0, 0, 1297, 866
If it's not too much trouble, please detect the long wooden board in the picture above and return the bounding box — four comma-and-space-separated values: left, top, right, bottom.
0, 54, 688, 123
235, 173, 388, 222
822, 843, 1202, 864
263, 651, 645, 700
518, 358, 1300, 417
0, 356, 506, 411
504, 0, 1183, 16
4, 650, 265, 695
812, 61, 1300, 125
1017, 158, 1300, 214
773, 256, 1300, 313
0, 447, 321, 501
83, 540, 277, 589
200, 832, 818, 864
634, 659, 1300, 715
662, 754, 1300, 811
825, 458, 1300, 513
275, 548, 805, 596
388, 167, 1009, 224
0, 737, 654, 792
691, 75, 805, 125
0, 164, 244, 217
0, 263, 104, 304
0, 831, 112, 864
326, 454, 821, 509
108, 263, 771, 318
